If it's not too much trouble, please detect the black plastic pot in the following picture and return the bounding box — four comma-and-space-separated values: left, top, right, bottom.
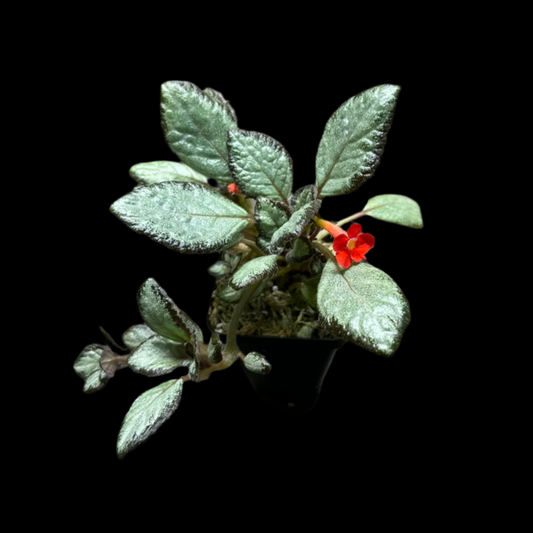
209, 320, 346, 414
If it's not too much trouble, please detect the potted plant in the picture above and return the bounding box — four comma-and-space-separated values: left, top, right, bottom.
74, 80, 423, 459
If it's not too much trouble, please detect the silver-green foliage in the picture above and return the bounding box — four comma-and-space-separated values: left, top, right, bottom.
316, 84, 400, 197
128, 336, 191, 377
230, 255, 278, 289
73, 344, 109, 393
161, 81, 237, 183
129, 161, 209, 186
243, 352, 271, 375
111, 182, 248, 254
117, 379, 184, 459
363, 194, 423, 228
122, 324, 155, 350
317, 261, 410, 356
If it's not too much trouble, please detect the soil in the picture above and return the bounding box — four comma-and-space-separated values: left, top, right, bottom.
208, 271, 336, 339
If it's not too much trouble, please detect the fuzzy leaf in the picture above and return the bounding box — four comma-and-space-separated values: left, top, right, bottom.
128, 336, 191, 377
161, 81, 237, 183
73, 344, 109, 393
363, 194, 423, 229
243, 352, 271, 375
269, 200, 321, 252
216, 280, 268, 303
208, 261, 231, 278
228, 130, 293, 204
316, 85, 400, 197
317, 260, 410, 356
255, 197, 290, 241
301, 276, 320, 308
117, 379, 183, 459
286, 238, 312, 263
290, 185, 318, 212
129, 161, 209, 186
122, 324, 155, 350
230, 255, 278, 289
100, 346, 128, 377
203, 88, 238, 123
137, 278, 191, 343
111, 182, 248, 254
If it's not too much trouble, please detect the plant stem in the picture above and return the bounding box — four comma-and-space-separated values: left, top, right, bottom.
315, 211, 366, 241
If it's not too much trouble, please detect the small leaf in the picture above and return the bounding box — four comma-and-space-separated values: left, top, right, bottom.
100, 346, 128, 377
117, 379, 184, 459
310, 256, 324, 276
228, 130, 293, 204
297, 325, 314, 338
161, 81, 237, 183
123, 324, 155, 350
73, 344, 109, 393
129, 161, 209, 186
301, 276, 320, 308
230, 255, 278, 289
269, 200, 321, 252
290, 185, 318, 212
363, 194, 423, 229
317, 260, 410, 356
208, 334, 223, 364
188, 359, 199, 382
255, 197, 290, 242
208, 261, 231, 278
286, 238, 312, 263
243, 352, 271, 374
137, 278, 191, 342
316, 85, 400, 197
111, 182, 249, 254
216, 280, 268, 303
203, 87, 238, 123
128, 336, 191, 377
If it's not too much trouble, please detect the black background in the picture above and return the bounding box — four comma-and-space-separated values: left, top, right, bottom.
50, 49, 452, 493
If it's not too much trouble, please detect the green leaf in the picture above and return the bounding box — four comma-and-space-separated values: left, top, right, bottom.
228, 130, 293, 204
255, 197, 290, 241
129, 161, 209, 186
269, 200, 321, 252
203, 87, 238, 123
317, 260, 410, 356
73, 344, 109, 393
316, 85, 400, 197
208, 334, 223, 364
128, 336, 191, 377
117, 379, 184, 459
216, 280, 268, 303
230, 255, 278, 289
290, 185, 318, 212
363, 194, 423, 229
301, 276, 320, 308
100, 346, 128, 377
122, 324, 155, 350
286, 238, 312, 263
110, 182, 248, 254
137, 278, 191, 343
208, 261, 231, 278
161, 81, 237, 183
243, 352, 271, 374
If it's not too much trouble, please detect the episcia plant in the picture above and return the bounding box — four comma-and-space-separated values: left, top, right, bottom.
74, 81, 423, 458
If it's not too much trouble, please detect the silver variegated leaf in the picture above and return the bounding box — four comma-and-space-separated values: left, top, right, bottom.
128, 335, 191, 377
230, 255, 278, 289
269, 200, 321, 252
117, 379, 184, 459
363, 194, 423, 228
216, 280, 268, 303
317, 260, 410, 356
228, 130, 293, 204
286, 238, 312, 263
290, 185, 318, 212
316, 85, 400, 197
137, 278, 191, 343
73, 344, 109, 393
110, 182, 248, 254
122, 324, 155, 350
161, 81, 237, 183
255, 197, 290, 241
129, 161, 209, 186
203, 87, 238, 123
208, 261, 231, 278
243, 352, 271, 374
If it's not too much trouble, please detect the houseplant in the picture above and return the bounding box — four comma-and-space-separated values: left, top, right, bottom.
74, 80, 423, 458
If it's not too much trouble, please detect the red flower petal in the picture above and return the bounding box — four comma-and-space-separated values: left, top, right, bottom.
333, 234, 349, 252
347, 223, 362, 239
350, 233, 375, 262
336, 250, 352, 269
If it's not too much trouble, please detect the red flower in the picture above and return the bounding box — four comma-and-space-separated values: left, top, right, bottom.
332, 223, 375, 269
227, 183, 241, 194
